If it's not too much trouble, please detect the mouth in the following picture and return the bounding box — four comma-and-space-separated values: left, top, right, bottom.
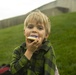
27, 35, 38, 42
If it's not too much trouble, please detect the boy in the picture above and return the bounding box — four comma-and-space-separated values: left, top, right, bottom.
10, 10, 59, 75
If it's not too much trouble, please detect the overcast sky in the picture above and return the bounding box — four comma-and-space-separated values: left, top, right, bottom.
0, 0, 55, 20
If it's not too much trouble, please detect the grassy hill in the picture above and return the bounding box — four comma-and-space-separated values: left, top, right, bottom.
0, 12, 76, 75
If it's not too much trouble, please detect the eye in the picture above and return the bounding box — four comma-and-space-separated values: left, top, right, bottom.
27, 24, 34, 29
37, 25, 44, 30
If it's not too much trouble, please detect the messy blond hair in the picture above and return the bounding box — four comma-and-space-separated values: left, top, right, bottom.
24, 10, 51, 34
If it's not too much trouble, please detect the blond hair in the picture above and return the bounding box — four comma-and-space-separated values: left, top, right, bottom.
24, 10, 51, 34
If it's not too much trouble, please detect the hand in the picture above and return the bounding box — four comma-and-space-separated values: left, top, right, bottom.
24, 38, 42, 60
26, 37, 42, 53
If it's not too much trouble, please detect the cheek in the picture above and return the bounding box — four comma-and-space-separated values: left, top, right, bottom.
40, 31, 46, 38
24, 29, 29, 37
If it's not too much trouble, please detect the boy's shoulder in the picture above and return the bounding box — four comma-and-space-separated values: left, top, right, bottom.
41, 41, 52, 51
43, 41, 55, 57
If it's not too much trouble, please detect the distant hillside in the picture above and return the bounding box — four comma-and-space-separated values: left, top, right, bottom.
0, 0, 76, 29
0, 12, 76, 75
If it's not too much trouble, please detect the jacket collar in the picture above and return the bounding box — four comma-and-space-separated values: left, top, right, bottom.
39, 41, 51, 52
20, 40, 51, 52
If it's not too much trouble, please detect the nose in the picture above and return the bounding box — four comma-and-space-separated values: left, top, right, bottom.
32, 27, 37, 33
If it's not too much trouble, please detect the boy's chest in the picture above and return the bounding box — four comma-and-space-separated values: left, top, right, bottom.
28, 52, 45, 74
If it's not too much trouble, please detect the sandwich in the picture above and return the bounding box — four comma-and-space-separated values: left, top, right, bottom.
27, 35, 38, 42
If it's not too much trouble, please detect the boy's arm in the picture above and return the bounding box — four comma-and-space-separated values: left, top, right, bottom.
10, 47, 29, 74
44, 47, 56, 75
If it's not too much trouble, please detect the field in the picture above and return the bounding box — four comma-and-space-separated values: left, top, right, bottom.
0, 12, 76, 75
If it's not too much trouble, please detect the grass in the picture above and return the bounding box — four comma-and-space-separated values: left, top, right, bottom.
0, 24, 25, 64
49, 12, 76, 75
0, 12, 76, 75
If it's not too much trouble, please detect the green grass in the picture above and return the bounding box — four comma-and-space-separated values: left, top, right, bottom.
0, 24, 25, 64
49, 12, 76, 75
0, 12, 76, 75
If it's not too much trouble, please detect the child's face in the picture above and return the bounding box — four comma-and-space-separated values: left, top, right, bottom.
24, 20, 48, 45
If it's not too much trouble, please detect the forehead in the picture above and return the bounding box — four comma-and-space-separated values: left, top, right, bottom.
27, 19, 43, 25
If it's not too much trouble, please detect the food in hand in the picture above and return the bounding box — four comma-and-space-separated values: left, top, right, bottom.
27, 36, 38, 42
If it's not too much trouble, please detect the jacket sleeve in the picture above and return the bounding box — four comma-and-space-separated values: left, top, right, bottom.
44, 46, 56, 75
10, 46, 29, 74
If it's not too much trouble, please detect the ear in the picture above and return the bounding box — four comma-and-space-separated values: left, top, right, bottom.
24, 29, 25, 36
45, 33, 49, 39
